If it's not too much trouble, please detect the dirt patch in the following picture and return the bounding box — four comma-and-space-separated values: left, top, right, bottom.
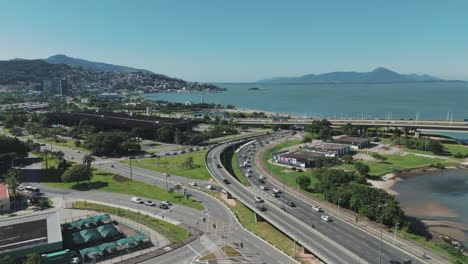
220, 194, 237, 206
297, 249, 324, 264
367, 173, 401, 195
403, 200, 460, 218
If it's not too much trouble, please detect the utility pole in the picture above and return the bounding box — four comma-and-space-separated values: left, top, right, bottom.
393, 222, 400, 245
337, 198, 342, 216
378, 204, 387, 264
129, 158, 133, 182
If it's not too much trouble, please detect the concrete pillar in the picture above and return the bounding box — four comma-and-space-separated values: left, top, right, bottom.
415, 130, 420, 138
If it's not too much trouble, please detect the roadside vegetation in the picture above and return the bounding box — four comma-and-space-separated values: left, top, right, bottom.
220, 144, 250, 186
36, 153, 204, 210
74, 201, 189, 242
122, 150, 211, 181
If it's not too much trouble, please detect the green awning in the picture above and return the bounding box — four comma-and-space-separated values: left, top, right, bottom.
69, 217, 96, 228
71, 232, 85, 246
97, 224, 121, 239
93, 214, 111, 222
80, 246, 101, 257
80, 228, 103, 243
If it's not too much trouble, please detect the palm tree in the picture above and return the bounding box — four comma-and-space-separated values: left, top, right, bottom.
82, 154, 95, 168
5, 168, 21, 211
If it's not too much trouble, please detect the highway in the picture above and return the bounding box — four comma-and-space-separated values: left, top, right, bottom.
206, 137, 428, 264
235, 118, 468, 131
20, 153, 295, 264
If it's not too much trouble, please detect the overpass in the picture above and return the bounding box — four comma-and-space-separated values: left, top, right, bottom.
235, 118, 468, 131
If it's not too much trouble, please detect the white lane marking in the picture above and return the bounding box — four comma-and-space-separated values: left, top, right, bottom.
187, 244, 202, 257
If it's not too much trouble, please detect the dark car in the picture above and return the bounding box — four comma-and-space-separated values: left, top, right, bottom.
217, 164, 222, 168
257, 179, 265, 184
159, 204, 169, 209
287, 201, 295, 207
222, 179, 230, 184
255, 202, 266, 211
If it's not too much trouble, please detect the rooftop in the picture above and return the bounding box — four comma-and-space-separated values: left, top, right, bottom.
0, 184, 8, 199
0, 212, 62, 254
333, 136, 370, 144
309, 142, 350, 151
281, 151, 323, 160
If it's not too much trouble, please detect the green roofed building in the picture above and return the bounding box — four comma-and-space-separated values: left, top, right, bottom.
80, 228, 103, 244
0, 212, 63, 258
97, 224, 121, 239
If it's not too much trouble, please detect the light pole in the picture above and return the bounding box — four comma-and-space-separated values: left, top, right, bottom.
337, 198, 342, 216
393, 222, 400, 245
129, 158, 133, 182
378, 204, 387, 264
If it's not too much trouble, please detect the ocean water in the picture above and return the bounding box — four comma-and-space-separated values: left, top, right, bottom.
391, 170, 468, 245
145, 82, 468, 120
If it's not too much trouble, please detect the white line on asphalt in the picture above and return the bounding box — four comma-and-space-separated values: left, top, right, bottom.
187, 244, 202, 257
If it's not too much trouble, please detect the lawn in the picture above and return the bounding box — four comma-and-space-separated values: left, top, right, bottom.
261, 140, 323, 199
221, 146, 249, 186
340, 153, 446, 176
37, 137, 89, 152
121, 150, 211, 181
74, 201, 189, 242
226, 197, 301, 260
36, 153, 204, 210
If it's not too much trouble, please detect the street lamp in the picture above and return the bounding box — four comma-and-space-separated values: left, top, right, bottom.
393, 222, 400, 245
337, 198, 342, 216
378, 204, 387, 264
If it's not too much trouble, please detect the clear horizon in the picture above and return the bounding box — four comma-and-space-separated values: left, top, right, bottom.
1, 0, 467, 82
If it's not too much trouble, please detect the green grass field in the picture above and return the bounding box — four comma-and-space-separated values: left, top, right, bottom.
261, 140, 323, 199
122, 150, 211, 181
340, 153, 447, 176
37, 137, 89, 152
36, 153, 204, 210
74, 201, 189, 242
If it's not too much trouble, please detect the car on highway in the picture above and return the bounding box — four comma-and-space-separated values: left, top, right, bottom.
258, 175, 265, 179
245, 173, 251, 178
205, 184, 214, 190
286, 201, 295, 207
221, 189, 227, 194
144, 200, 156, 206
271, 192, 279, 198
222, 179, 230, 184
131, 197, 143, 204
259, 185, 268, 190
161, 201, 172, 206
255, 196, 264, 203
189, 182, 197, 186
321, 215, 331, 222
159, 203, 169, 209
255, 202, 266, 211
312, 205, 322, 212
149, 153, 157, 158
272, 187, 281, 193
217, 164, 222, 168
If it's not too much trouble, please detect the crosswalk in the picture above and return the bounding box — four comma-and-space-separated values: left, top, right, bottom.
200, 235, 219, 253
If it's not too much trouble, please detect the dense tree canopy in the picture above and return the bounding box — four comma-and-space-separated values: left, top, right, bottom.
0, 135, 30, 174
61, 164, 92, 185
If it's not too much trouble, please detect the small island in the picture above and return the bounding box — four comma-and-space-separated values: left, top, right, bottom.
248, 87, 268, 90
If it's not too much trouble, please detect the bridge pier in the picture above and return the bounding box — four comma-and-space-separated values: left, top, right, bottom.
226, 192, 233, 199
415, 130, 421, 138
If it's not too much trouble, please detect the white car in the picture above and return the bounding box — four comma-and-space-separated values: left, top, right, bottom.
260, 185, 268, 190
259, 175, 265, 179
144, 200, 156, 206
189, 182, 197, 186
321, 215, 331, 222
255, 196, 264, 203
205, 185, 213, 190
312, 205, 322, 212
221, 189, 227, 194
245, 173, 251, 178
161, 201, 172, 206
131, 197, 143, 204
272, 187, 281, 193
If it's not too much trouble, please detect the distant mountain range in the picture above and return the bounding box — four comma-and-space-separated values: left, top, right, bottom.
12, 54, 154, 74
258, 67, 462, 84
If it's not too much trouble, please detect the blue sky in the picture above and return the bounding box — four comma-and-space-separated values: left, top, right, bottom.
1, 0, 467, 82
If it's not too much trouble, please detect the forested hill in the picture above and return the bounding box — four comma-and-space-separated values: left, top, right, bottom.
0, 60, 71, 84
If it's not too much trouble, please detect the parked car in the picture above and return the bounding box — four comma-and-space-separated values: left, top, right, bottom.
161, 201, 172, 206
312, 205, 322, 212
131, 197, 143, 204
321, 215, 331, 222
144, 200, 156, 206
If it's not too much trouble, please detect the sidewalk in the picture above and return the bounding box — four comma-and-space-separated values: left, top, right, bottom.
254, 137, 452, 264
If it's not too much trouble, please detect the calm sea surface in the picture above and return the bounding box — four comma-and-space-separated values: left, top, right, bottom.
145, 82, 468, 120
391, 170, 468, 245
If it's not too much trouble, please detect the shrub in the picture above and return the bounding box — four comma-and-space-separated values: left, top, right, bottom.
112, 174, 130, 182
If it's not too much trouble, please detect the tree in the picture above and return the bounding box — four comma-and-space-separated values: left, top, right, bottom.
0, 256, 14, 264
24, 254, 42, 264
370, 152, 387, 161
354, 162, 370, 176
5, 168, 21, 210
342, 123, 359, 136
55, 151, 65, 160
296, 175, 311, 190
62, 164, 93, 185
302, 133, 313, 143
82, 154, 95, 168
341, 154, 354, 164
74, 140, 81, 147
183, 157, 194, 169
427, 140, 444, 155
